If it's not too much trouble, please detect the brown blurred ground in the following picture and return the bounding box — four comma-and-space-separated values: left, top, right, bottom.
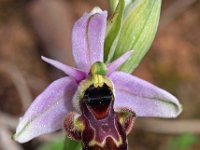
0, 0, 200, 150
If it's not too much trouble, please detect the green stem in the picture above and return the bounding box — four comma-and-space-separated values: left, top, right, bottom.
63, 137, 82, 150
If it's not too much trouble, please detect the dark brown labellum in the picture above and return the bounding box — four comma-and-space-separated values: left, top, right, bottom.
64, 83, 135, 150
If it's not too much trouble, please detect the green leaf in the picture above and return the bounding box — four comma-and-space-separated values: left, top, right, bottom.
104, 0, 125, 62
167, 134, 197, 150
111, 0, 161, 73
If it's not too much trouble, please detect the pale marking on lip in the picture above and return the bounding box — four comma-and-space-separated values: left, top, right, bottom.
88, 117, 123, 148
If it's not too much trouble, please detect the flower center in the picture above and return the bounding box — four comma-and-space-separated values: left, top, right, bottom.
90, 61, 108, 88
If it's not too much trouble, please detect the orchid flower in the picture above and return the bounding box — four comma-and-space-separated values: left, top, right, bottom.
14, 8, 182, 150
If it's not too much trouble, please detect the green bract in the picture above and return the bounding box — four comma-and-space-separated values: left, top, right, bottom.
106, 0, 161, 73
105, 0, 125, 61
108, 0, 134, 13
108, 0, 120, 14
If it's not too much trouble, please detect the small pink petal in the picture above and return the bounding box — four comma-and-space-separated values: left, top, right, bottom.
14, 77, 77, 143
41, 56, 86, 81
110, 71, 182, 118
72, 8, 107, 72
107, 50, 134, 76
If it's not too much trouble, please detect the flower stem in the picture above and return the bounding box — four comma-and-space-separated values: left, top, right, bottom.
63, 137, 81, 150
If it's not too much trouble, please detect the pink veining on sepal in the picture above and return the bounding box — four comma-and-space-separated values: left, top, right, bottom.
110, 71, 182, 118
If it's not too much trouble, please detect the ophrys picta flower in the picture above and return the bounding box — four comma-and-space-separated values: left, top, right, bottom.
14, 8, 182, 150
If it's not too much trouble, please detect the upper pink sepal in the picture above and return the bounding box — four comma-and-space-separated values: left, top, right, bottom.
72, 8, 107, 72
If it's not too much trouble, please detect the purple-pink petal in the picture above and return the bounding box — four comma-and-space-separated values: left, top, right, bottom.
14, 77, 77, 143
110, 71, 182, 118
41, 56, 86, 81
72, 8, 107, 73
107, 50, 134, 76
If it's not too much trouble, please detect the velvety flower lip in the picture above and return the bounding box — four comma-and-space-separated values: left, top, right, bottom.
14, 7, 182, 143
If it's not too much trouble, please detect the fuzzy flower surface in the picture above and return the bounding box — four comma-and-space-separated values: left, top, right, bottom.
14, 8, 182, 148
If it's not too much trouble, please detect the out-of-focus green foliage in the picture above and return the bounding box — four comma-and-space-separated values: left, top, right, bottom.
167, 134, 198, 150
38, 137, 81, 150
64, 137, 81, 150
38, 137, 64, 150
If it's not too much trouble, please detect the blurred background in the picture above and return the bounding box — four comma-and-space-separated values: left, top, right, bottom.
0, 0, 200, 150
